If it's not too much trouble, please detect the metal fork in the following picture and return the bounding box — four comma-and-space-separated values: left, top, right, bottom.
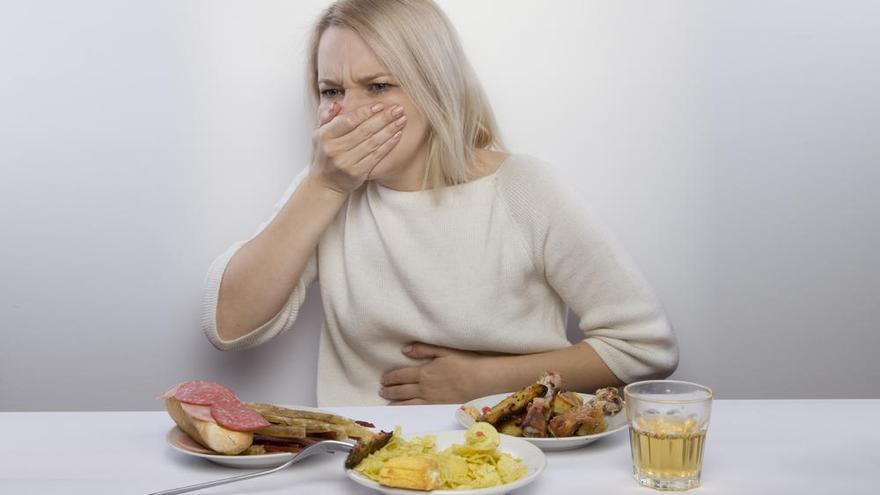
147, 439, 355, 495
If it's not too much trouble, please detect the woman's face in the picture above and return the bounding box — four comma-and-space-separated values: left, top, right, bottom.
316, 26, 429, 184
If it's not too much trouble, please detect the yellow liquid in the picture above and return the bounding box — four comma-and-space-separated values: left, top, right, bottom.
629, 417, 706, 480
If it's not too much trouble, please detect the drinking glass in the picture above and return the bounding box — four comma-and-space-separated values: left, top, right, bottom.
624, 380, 713, 491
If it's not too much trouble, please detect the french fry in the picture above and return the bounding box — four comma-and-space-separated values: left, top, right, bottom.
247, 402, 374, 439
247, 402, 358, 425
253, 435, 319, 447
261, 444, 306, 454
255, 424, 308, 439
242, 444, 267, 455
243, 401, 380, 452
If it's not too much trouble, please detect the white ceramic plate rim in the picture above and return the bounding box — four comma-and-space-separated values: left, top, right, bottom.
456, 392, 628, 445
345, 429, 546, 495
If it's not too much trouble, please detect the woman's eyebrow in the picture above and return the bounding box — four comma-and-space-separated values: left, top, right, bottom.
318, 72, 392, 86
355, 72, 392, 83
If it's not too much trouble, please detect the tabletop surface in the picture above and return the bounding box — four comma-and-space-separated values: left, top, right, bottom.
2, 400, 878, 494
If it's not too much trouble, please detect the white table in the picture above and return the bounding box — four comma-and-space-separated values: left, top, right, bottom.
2, 400, 878, 494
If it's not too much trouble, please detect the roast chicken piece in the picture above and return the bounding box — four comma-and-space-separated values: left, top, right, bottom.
537, 371, 563, 398
475, 372, 617, 439
478, 371, 563, 426
550, 391, 584, 416
520, 397, 552, 437
590, 387, 624, 416
547, 402, 606, 437
497, 417, 524, 437
478, 383, 546, 425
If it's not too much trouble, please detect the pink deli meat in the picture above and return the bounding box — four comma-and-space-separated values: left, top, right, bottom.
162, 380, 269, 432
179, 402, 214, 422
174, 381, 237, 405
159, 382, 181, 400
211, 400, 270, 432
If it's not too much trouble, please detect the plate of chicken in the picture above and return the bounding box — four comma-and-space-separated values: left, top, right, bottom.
455, 372, 627, 451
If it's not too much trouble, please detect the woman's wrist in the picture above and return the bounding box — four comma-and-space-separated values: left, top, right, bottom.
470, 354, 528, 397
302, 173, 351, 203
471, 344, 622, 397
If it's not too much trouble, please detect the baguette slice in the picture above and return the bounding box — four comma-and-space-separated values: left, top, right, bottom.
165, 397, 253, 455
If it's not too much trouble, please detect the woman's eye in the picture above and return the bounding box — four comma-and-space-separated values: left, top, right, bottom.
320, 88, 343, 98
369, 83, 392, 93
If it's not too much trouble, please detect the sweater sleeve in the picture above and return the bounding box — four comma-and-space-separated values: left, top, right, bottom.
201, 168, 319, 351
502, 158, 678, 383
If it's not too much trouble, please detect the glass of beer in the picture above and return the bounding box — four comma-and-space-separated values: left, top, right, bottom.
624, 380, 713, 491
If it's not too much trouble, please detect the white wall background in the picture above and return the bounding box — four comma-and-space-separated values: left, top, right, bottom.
1, 0, 878, 411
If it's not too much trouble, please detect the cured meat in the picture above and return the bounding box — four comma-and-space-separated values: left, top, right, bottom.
159, 382, 182, 400
179, 402, 214, 422
174, 380, 237, 405
165, 380, 269, 432
211, 400, 270, 432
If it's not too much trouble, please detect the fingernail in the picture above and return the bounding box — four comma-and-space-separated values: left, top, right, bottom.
395, 115, 407, 127
378, 387, 386, 397
371, 103, 384, 113
402, 345, 413, 353
391, 106, 404, 116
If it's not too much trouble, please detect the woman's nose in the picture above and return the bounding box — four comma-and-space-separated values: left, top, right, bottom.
341, 92, 371, 113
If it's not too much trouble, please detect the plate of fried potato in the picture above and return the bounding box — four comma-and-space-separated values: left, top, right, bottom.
455, 373, 628, 451
346, 423, 545, 494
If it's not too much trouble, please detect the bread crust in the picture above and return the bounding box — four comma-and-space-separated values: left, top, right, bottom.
165, 398, 253, 455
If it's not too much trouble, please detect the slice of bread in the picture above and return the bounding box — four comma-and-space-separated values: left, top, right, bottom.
165, 397, 253, 455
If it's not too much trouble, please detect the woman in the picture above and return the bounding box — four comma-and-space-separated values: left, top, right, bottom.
202, 0, 678, 406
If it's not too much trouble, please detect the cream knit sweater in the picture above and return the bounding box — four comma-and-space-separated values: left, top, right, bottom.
202, 154, 678, 406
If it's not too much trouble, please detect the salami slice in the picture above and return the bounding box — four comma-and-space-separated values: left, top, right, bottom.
180, 402, 215, 422
211, 400, 270, 432
174, 380, 237, 405
158, 382, 182, 400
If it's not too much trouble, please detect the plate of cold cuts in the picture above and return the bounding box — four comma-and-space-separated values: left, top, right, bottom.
161, 380, 373, 468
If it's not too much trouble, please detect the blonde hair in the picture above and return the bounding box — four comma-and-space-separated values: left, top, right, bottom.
306, 0, 504, 190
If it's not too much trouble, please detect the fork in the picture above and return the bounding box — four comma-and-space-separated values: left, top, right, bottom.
147, 439, 356, 495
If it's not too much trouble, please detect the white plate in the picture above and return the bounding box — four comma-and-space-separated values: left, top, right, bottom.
166, 426, 295, 468
346, 430, 545, 495
455, 392, 628, 451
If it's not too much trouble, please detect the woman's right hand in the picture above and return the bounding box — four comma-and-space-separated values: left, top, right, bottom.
309, 101, 407, 195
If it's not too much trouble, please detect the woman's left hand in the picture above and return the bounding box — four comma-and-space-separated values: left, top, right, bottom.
380, 343, 489, 405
